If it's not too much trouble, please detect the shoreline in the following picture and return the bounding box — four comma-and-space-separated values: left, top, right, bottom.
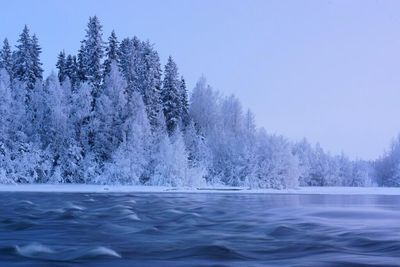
0, 184, 399, 195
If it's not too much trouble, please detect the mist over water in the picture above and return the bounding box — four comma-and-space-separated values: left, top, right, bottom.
0, 192, 400, 266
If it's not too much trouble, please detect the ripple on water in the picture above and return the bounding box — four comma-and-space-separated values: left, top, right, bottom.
15, 243, 54, 258
84, 246, 122, 259
15, 243, 121, 261
3, 193, 400, 266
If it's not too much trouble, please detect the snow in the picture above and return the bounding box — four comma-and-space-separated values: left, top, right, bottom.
0, 184, 400, 195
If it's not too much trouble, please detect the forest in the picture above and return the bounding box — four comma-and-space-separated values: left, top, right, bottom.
0, 16, 398, 188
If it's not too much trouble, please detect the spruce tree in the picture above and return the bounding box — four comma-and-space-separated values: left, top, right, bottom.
0, 38, 13, 76
13, 26, 43, 89
56, 51, 67, 83
77, 44, 86, 82
81, 16, 104, 92
161, 56, 181, 135
103, 30, 119, 78
179, 76, 190, 127
13, 25, 34, 88
31, 34, 43, 81
118, 38, 133, 86
65, 55, 79, 88
137, 41, 162, 128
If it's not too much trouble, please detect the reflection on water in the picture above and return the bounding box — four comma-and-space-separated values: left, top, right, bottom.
0, 192, 400, 266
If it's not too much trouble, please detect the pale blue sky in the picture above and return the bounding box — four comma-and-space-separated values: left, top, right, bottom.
1, 0, 399, 160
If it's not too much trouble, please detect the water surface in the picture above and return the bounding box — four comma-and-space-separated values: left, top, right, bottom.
1, 192, 400, 266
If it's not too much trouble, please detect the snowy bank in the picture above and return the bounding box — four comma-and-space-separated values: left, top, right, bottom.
0, 184, 400, 195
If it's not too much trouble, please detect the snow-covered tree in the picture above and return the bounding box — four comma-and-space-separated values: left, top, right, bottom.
0, 70, 12, 183
292, 138, 313, 186
0, 18, 378, 188
13, 26, 43, 89
350, 160, 374, 187
103, 30, 119, 78
65, 54, 79, 88
31, 34, 43, 81
81, 16, 104, 91
101, 92, 152, 184
118, 37, 133, 83
179, 76, 190, 128
190, 77, 220, 135
56, 51, 67, 83
0, 69, 12, 136
161, 56, 182, 135
150, 128, 190, 186
93, 62, 127, 162
0, 39, 13, 77
136, 41, 162, 128
252, 132, 300, 189
375, 136, 400, 187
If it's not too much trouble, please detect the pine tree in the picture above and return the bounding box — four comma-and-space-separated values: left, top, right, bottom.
161, 56, 181, 135
103, 30, 119, 78
56, 51, 67, 83
0, 38, 13, 76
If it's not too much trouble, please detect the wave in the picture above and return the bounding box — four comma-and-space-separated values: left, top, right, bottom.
15, 243, 54, 258
15, 243, 121, 261
84, 246, 121, 259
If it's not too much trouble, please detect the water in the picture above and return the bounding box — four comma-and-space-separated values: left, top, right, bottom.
1, 192, 400, 266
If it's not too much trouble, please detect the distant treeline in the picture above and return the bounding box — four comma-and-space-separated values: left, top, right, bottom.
0, 16, 396, 187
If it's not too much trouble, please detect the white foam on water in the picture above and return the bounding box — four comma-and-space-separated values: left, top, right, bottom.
127, 213, 140, 221
66, 202, 85, 211
20, 200, 34, 205
15, 243, 54, 257
87, 246, 121, 258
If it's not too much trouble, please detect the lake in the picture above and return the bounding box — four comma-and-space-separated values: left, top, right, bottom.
0, 192, 400, 266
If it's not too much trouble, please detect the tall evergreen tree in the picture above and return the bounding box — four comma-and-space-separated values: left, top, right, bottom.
56, 51, 67, 83
161, 56, 181, 135
81, 16, 104, 93
31, 34, 43, 81
118, 36, 142, 98
118, 37, 133, 83
137, 41, 162, 128
0, 38, 13, 76
65, 55, 79, 88
77, 44, 86, 82
13, 25, 35, 88
179, 76, 190, 127
103, 30, 119, 78
12, 26, 43, 89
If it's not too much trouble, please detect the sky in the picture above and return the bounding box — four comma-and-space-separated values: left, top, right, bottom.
0, 0, 399, 160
